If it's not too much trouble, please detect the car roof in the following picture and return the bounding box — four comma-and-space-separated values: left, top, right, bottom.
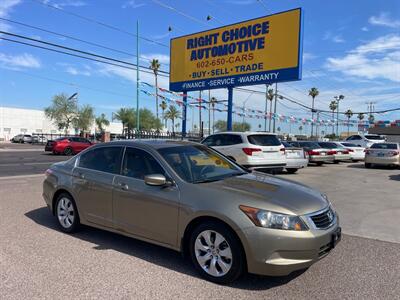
94, 139, 200, 150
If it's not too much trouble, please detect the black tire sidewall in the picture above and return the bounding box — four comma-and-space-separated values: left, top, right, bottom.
189, 221, 245, 284
55, 193, 80, 233
64, 147, 73, 156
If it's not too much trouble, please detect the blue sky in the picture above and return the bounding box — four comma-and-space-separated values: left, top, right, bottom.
0, 0, 399, 133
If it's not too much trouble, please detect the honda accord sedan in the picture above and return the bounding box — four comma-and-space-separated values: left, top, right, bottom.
42, 140, 341, 284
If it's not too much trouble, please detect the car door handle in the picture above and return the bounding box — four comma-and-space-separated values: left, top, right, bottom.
118, 182, 128, 190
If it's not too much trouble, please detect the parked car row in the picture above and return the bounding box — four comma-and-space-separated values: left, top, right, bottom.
11, 134, 48, 143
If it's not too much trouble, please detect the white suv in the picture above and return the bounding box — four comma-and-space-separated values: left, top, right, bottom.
345, 134, 385, 148
201, 132, 286, 170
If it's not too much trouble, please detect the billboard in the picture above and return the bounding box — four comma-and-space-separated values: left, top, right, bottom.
169, 8, 303, 92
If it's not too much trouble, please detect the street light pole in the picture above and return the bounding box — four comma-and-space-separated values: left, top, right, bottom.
273, 82, 278, 133
136, 20, 140, 132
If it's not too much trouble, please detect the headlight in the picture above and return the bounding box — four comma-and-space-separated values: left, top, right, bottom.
239, 205, 308, 231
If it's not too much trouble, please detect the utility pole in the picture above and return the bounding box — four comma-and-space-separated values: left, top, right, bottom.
316, 110, 320, 139
199, 90, 202, 135
335, 95, 344, 137
264, 84, 268, 132
272, 82, 278, 133
136, 20, 140, 132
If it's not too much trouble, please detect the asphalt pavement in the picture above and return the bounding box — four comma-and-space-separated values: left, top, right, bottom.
1, 147, 400, 299
0, 144, 68, 177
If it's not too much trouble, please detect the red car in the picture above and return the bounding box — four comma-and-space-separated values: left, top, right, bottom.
46, 137, 93, 155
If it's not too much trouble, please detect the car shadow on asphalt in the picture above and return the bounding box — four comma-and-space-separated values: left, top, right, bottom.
389, 174, 400, 181
25, 206, 305, 290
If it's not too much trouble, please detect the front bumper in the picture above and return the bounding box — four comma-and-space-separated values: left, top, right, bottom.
240, 219, 341, 276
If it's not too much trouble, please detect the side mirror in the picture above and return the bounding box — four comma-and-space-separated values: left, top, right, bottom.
145, 174, 168, 186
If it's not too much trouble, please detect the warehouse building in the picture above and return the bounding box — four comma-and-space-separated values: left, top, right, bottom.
0, 106, 122, 141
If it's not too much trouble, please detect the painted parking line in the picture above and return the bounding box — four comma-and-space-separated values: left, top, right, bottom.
0, 162, 57, 167
0, 174, 44, 180
0, 149, 45, 152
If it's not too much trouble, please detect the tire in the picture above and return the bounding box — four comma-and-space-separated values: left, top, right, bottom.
365, 163, 372, 168
286, 168, 298, 174
53, 150, 58, 155
189, 221, 245, 284
316, 162, 324, 166
55, 193, 80, 233
334, 160, 340, 164
64, 147, 74, 156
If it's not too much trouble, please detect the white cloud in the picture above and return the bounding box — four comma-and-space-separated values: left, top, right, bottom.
66, 66, 91, 76
325, 34, 400, 83
0, 53, 41, 69
323, 31, 345, 43
303, 52, 317, 62
122, 0, 145, 9
361, 26, 369, 32
43, 0, 87, 9
369, 12, 400, 29
0, 0, 22, 32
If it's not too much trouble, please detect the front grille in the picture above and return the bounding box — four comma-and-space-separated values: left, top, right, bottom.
310, 207, 335, 229
318, 242, 332, 257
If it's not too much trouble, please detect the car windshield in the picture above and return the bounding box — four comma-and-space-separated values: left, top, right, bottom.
365, 135, 384, 140
319, 142, 339, 149
158, 145, 246, 183
341, 142, 355, 147
298, 142, 320, 149
370, 143, 397, 150
247, 134, 281, 146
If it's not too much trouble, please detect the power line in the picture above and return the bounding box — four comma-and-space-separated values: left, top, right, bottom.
151, 0, 210, 26
30, 0, 169, 48
0, 31, 169, 75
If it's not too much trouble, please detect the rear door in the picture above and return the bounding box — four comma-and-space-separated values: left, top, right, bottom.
112, 147, 180, 246
72, 146, 123, 228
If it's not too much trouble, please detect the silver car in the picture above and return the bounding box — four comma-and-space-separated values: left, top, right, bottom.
281, 141, 308, 173
43, 140, 341, 284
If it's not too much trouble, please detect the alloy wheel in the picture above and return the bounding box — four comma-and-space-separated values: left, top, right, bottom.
194, 230, 233, 277
57, 197, 75, 229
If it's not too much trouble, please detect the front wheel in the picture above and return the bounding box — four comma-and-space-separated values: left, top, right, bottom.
55, 193, 80, 233
365, 163, 372, 168
189, 222, 245, 284
64, 147, 74, 156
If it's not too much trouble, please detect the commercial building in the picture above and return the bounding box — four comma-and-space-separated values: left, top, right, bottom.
0, 106, 122, 141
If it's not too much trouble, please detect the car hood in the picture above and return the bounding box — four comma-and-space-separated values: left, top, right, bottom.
201, 172, 328, 216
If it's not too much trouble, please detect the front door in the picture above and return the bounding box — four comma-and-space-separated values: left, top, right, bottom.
113, 147, 180, 246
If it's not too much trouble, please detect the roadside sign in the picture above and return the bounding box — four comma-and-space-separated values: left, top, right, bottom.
169, 8, 303, 92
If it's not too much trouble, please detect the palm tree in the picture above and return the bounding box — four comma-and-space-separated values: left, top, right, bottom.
114, 108, 133, 135
329, 100, 338, 135
267, 89, 274, 132
298, 125, 303, 135
165, 105, 181, 133
308, 87, 319, 137
357, 113, 364, 122
210, 97, 217, 133
344, 109, 353, 136
368, 114, 375, 124
150, 59, 161, 120
95, 113, 110, 133
159, 100, 167, 128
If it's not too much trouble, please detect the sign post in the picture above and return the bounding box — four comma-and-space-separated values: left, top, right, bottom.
170, 8, 303, 132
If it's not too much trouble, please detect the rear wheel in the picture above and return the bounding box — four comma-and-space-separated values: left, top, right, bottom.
286, 168, 298, 174
189, 222, 245, 284
365, 163, 372, 168
55, 193, 80, 233
64, 147, 74, 156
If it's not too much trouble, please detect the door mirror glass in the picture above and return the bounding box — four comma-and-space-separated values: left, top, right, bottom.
145, 174, 167, 186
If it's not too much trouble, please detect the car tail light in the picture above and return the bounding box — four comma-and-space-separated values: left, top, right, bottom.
280, 148, 286, 154
364, 149, 370, 154
308, 150, 320, 156
388, 151, 399, 156
347, 149, 354, 152
327, 150, 337, 155
242, 148, 262, 156
342, 150, 350, 154
45, 169, 53, 177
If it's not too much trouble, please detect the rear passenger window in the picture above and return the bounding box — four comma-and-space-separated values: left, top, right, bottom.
79, 147, 122, 173
122, 148, 165, 180
225, 134, 243, 145
202, 136, 215, 146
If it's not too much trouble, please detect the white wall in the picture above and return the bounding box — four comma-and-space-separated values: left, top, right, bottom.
0, 106, 122, 141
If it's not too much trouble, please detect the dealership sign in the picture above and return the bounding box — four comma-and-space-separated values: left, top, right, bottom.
169, 8, 303, 92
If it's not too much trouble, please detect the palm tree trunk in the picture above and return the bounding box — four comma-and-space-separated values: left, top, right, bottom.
311, 97, 315, 137
172, 118, 175, 134
155, 75, 159, 120
212, 107, 215, 134
268, 100, 272, 132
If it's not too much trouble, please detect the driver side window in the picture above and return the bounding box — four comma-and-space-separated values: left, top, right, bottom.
122, 148, 165, 180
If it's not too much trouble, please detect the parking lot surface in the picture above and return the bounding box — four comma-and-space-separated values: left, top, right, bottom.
1, 149, 400, 299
